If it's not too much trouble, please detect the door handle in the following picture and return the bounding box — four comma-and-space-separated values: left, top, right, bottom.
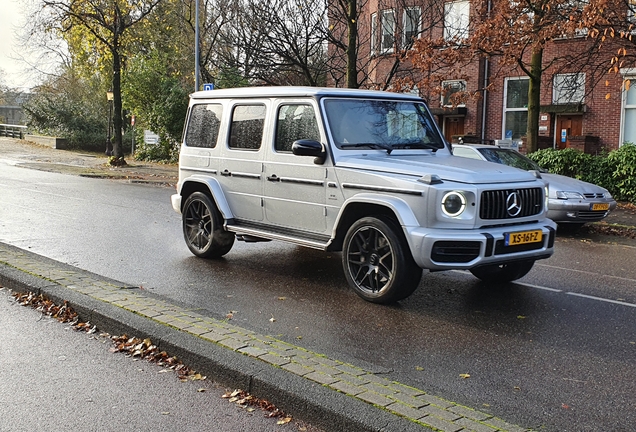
267, 174, 280, 182
221, 169, 231, 176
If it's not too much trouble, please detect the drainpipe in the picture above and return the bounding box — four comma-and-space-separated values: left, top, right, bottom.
481, 0, 492, 142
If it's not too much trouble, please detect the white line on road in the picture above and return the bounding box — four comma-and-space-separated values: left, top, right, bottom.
565, 292, 636, 308
537, 263, 636, 284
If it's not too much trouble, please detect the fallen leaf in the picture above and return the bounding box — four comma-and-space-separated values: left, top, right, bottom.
415, 366, 424, 371
278, 297, 287, 301
197, 388, 206, 392
562, 403, 570, 409
460, 373, 471, 379
514, 386, 521, 391
269, 315, 276, 323
517, 315, 526, 319
277, 417, 292, 425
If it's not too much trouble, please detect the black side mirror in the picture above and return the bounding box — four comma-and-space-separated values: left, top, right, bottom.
292, 139, 326, 165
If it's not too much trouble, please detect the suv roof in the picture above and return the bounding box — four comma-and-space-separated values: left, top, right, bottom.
191, 86, 423, 101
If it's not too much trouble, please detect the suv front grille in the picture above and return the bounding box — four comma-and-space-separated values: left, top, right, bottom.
480, 188, 543, 220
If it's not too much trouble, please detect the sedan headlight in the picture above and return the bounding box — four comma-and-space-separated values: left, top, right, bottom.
441, 191, 466, 217
556, 191, 584, 200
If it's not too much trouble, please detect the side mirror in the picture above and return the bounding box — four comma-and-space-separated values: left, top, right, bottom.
292, 139, 326, 165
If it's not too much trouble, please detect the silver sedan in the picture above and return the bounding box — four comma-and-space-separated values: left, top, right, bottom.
452, 144, 617, 227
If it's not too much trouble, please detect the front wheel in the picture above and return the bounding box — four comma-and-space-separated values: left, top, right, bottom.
182, 192, 235, 258
342, 216, 422, 304
469, 260, 535, 284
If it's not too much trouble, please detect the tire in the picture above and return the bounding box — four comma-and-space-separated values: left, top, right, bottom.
469, 260, 535, 284
342, 216, 422, 304
182, 192, 235, 258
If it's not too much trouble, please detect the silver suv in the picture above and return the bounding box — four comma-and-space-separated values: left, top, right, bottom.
172, 87, 556, 303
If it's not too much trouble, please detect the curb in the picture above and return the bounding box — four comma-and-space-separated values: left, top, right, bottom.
0, 242, 533, 432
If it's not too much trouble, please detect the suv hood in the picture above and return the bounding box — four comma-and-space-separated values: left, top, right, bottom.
336, 153, 538, 185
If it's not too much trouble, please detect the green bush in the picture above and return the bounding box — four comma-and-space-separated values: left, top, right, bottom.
527, 145, 636, 203
605, 144, 636, 203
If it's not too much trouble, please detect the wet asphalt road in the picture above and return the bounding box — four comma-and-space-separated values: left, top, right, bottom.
1, 161, 635, 431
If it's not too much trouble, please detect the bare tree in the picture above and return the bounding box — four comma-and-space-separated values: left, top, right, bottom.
407, 0, 609, 152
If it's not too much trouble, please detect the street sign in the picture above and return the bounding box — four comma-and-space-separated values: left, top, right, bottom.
203, 83, 214, 91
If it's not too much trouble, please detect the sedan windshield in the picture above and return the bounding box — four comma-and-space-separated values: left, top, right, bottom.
478, 148, 542, 171
324, 98, 445, 152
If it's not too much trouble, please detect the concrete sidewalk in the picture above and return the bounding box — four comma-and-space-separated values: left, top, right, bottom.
0, 242, 533, 432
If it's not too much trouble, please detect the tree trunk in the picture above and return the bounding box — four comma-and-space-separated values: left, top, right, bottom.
345, 0, 358, 88
111, 45, 125, 163
525, 46, 543, 154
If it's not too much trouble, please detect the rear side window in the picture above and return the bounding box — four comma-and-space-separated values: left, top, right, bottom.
275, 104, 320, 152
229, 104, 266, 150
185, 104, 223, 148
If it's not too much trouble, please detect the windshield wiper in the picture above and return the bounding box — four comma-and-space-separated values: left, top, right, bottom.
340, 142, 395, 154
390, 142, 440, 152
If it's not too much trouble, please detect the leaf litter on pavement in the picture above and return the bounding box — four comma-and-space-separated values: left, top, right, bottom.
8, 289, 317, 430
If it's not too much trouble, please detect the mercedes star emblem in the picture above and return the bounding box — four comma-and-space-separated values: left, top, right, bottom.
506, 191, 522, 217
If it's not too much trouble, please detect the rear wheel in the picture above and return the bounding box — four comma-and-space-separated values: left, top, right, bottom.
342, 216, 422, 303
182, 192, 235, 258
469, 260, 535, 284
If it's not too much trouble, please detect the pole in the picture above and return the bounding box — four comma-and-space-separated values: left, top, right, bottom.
195, 0, 200, 92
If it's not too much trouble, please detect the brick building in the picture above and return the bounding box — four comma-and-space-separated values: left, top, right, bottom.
347, 0, 634, 153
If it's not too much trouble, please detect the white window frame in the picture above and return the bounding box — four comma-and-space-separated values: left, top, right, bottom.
441, 80, 467, 107
444, 0, 470, 41
381, 9, 396, 53
370, 13, 378, 56
402, 7, 421, 48
553, 73, 586, 104
620, 69, 636, 146
502, 77, 529, 141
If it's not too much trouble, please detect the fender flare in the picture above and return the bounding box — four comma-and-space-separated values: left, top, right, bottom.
180, 175, 234, 221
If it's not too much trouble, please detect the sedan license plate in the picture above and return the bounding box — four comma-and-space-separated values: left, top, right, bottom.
590, 203, 610, 211
505, 230, 543, 246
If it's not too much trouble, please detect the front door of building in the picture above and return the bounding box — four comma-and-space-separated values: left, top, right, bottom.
444, 117, 465, 143
556, 115, 583, 149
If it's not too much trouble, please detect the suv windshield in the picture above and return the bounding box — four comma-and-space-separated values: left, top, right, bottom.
478, 148, 542, 171
324, 98, 445, 152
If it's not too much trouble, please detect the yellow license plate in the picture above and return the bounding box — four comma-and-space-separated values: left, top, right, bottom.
591, 203, 610, 211
505, 230, 543, 246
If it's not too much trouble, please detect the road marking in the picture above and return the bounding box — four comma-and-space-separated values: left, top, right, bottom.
516, 282, 562, 292
537, 263, 636, 283
566, 292, 636, 308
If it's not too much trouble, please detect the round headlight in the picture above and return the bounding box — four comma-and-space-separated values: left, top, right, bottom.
441, 191, 466, 217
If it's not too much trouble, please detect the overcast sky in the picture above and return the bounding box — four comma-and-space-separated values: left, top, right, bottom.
0, 0, 44, 91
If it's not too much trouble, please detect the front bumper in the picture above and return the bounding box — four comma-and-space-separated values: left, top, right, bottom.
547, 198, 617, 223
171, 193, 182, 214
405, 220, 557, 271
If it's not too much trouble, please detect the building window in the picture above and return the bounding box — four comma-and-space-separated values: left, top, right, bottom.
622, 77, 636, 145
553, 73, 585, 104
503, 77, 529, 141
381, 10, 395, 53
371, 13, 377, 55
441, 80, 467, 107
628, 0, 636, 23
444, 0, 470, 41
403, 7, 421, 47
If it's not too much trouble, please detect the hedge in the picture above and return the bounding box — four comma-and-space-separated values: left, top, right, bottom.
527, 144, 636, 203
